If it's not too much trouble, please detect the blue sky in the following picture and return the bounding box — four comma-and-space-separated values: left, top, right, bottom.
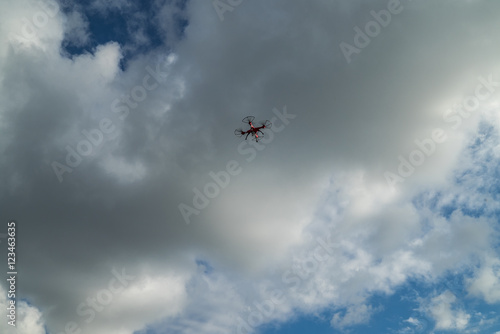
60, 0, 187, 68
1, 1, 500, 334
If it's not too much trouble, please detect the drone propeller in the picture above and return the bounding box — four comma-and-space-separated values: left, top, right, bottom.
259, 120, 272, 129
242, 116, 255, 124
234, 128, 244, 137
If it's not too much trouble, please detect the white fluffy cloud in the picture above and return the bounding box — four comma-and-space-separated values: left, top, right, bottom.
467, 256, 500, 304
0, 285, 46, 334
331, 303, 377, 329
424, 291, 470, 331
63, 10, 90, 47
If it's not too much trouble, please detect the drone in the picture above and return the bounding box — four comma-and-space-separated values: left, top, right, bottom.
234, 116, 272, 142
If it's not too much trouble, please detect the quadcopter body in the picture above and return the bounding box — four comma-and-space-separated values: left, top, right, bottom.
234, 116, 272, 142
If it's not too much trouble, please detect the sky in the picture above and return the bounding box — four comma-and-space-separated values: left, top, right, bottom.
1, 0, 500, 333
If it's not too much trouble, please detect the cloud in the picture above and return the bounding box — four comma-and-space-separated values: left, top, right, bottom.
63, 10, 91, 48
467, 256, 500, 304
0, 285, 45, 334
423, 291, 470, 331
331, 303, 378, 329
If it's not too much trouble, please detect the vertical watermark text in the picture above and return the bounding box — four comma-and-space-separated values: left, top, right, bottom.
5, 221, 17, 327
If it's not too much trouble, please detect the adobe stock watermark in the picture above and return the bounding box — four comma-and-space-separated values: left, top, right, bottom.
7, 0, 60, 54
178, 106, 296, 224
234, 231, 339, 333
212, 0, 243, 21
56, 268, 135, 334
6, 221, 17, 327
51, 54, 177, 183
384, 74, 499, 187
339, 0, 411, 64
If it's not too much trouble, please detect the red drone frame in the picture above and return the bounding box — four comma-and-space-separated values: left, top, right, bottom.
234, 116, 272, 142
